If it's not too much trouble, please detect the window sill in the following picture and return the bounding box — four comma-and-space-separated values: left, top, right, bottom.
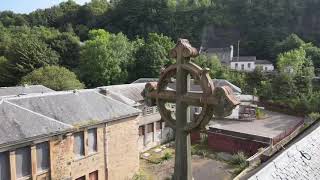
74, 151, 99, 162
37, 169, 49, 176
17, 176, 31, 180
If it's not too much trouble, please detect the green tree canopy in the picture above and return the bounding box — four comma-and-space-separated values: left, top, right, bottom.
6, 35, 59, 83
47, 32, 81, 69
79, 29, 134, 87
134, 33, 175, 79
21, 65, 84, 91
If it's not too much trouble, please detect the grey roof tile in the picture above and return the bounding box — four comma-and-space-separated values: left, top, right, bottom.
249, 123, 320, 180
0, 101, 71, 146
8, 90, 141, 126
98, 83, 147, 102
0, 85, 54, 97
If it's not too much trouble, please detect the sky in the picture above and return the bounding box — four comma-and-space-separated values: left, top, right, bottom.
0, 0, 91, 14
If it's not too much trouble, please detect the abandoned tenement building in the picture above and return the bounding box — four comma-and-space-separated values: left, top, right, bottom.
0, 88, 141, 180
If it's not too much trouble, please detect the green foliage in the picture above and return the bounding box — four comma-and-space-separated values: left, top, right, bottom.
6, 35, 59, 83
134, 33, 175, 79
256, 108, 266, 119
79, 29, 134, 87
47, 32, 81, 69
309, 112, 320, 121
132, 170, 149, 180
0, 56, 15, 86
21, 66, 84, 91
161, 152, 173, 161
229, 152, 248, 175
277, 48, 307, 75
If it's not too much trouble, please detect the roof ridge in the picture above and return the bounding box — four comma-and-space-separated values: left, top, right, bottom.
4, 89, 95, 100
5, 101, 73, 128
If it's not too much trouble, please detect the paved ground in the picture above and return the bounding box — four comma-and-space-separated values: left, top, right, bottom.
208, 110, 303, 138
141, 155, 234, 180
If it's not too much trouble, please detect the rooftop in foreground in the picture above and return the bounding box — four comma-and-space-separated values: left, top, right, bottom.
208, 111, 303, 141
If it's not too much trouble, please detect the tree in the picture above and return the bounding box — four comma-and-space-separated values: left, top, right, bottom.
79, 29, 134, 87
21, 66, 84, 91
47, 32, 81, 69
194, 54, 225, 79
274, 34, 305, 55
134, 33, 175, 79
0, 56, 15, 86
277, 48, 307, 75
6, 35, 59, 83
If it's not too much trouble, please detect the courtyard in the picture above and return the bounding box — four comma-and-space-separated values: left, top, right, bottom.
138, 144, 245, 180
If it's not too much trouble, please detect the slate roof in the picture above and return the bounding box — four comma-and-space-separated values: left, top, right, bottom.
132, 78, 158, 84
232, 56, 257, 62
8, 90, 141, 126
248, 122, 320, 180
0, 85, 54, 97
131, 78, 242, 95
255, 60, 273, 65
98, 83, 147, 102
0, 101, 71, 146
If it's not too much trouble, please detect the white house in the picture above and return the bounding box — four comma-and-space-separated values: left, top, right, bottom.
230, 56, 274, 72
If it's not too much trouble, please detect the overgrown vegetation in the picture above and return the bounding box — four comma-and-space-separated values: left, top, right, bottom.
228, 152, 249, 175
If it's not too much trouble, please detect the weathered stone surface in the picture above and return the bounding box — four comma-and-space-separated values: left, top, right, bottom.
106, 116, 140, 180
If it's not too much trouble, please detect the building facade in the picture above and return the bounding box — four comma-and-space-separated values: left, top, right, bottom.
0, 89, 141, 180
98, 83, 174, 152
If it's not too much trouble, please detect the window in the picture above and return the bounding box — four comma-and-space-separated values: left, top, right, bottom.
36, 142, 49, 172
241, 64, 244, 70
147, 123, 154, 133
156, 121, 162, 130
139, 126, 145, 136
74, 132, 85, 158
89, 171, 98, 180
88, 129, 97, 154
76, 176, 86, 180
16, 147, 31, 178
248, 63, 251, 68
235, 63, 238, 68
0, 151, 10, 180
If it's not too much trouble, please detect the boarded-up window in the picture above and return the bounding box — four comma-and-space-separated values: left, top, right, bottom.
36, 142, 49, 172
156, 121, 162, 130
88, 128, 97, 154
139, 126, 145, 136
0, 151, 10, 180
147, 123, 154, 133
89, 171, 98, 180
74, 132, 85, 158
76, 176, 86, 180
15, 147, 31, 178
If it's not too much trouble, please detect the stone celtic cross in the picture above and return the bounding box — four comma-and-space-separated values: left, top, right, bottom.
142, 39, 239, 180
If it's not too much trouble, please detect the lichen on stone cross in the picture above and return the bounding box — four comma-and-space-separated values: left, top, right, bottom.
142, 38, 239, 180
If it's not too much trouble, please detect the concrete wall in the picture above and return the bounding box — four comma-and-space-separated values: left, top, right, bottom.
106, 116, 140, 180
231, 62, 274, 72
230, 61, 255, 71
256, 64, 274, 71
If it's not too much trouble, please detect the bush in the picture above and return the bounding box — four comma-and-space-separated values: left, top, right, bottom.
161, 152, 173, 161
229, 152, 247, 166
229, 152, 248, 175
309, 112, 320, 121
21, 65, 84, 91
132, 170, 148, 180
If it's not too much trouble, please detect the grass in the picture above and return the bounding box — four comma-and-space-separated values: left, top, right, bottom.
228, 152, 249, 175
191, 144, 216, 159
132, 170, 151, 180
